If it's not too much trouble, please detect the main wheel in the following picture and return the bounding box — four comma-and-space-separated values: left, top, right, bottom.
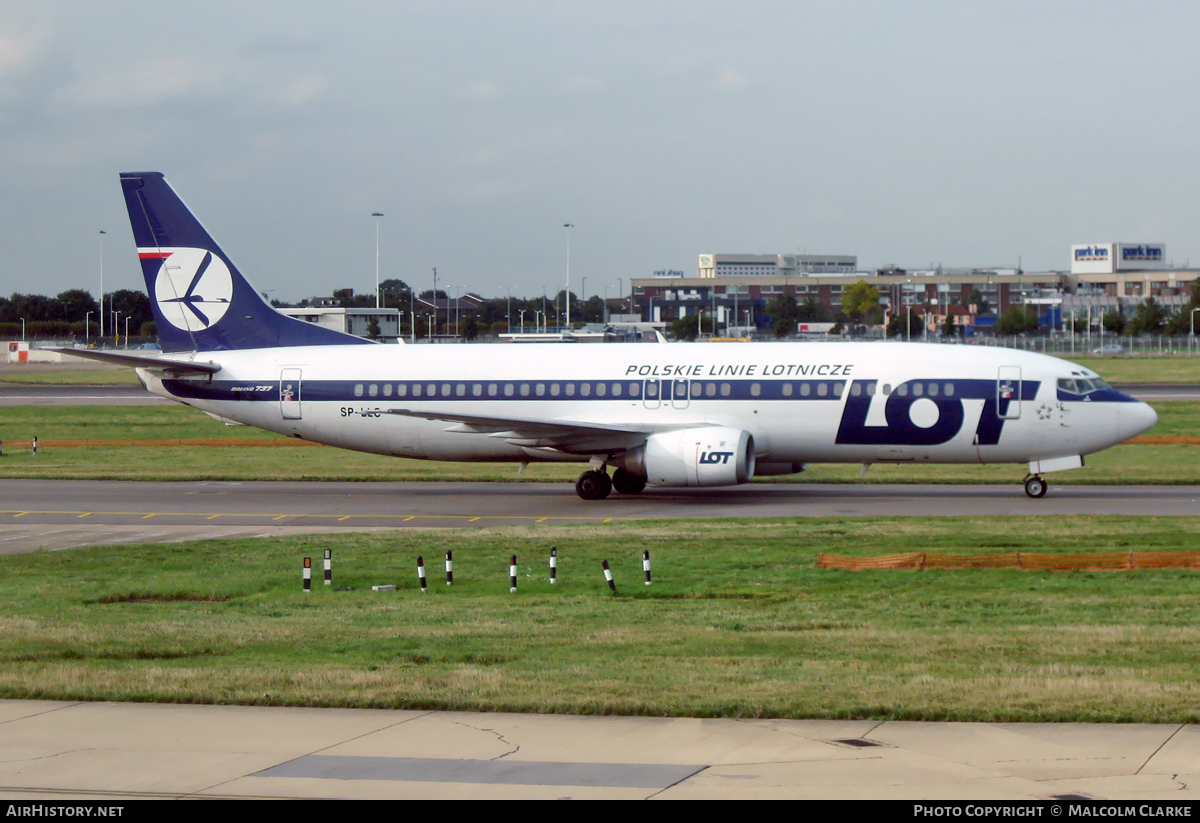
612, 468, 647, 495
1024, 476, 1048, 498
575, 470, 612, 500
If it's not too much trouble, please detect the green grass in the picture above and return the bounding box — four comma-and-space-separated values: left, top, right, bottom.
0, 369, 140, 385
1067, 355, 1200, 384
0, 404, 1195, 483
2, 517, 1199, 722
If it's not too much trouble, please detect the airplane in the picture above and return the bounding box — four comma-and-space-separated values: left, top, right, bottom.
64, 172, 1159, 501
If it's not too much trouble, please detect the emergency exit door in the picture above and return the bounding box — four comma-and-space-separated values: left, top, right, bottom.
280, 368, 302, 419
997, 366, 1021, 420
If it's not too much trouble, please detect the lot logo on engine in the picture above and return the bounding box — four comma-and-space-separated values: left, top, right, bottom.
699, 451, 734, 464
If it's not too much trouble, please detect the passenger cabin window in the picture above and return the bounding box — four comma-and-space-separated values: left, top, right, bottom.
368, 384, 378, 397
354, 384, 364, 397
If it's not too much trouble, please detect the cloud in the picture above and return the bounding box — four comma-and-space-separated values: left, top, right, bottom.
715, 69, 750, 92
459, 81, 500, 100
58, 58, 225, 110
557, 75, 608, 96
276, 74, 330, 106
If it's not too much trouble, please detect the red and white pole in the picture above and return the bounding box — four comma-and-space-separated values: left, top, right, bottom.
643, 550, 652, 586
549, 547, 557, 584
417, 556, 427, 593
303, 557, 311, 593
602, 559, 616, 593
509, 554, 518, 593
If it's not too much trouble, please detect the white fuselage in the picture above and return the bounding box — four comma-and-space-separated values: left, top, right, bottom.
138, 341, 1155, 473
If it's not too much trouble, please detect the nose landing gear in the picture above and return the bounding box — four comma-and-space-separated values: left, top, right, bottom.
1023, 475, 1048, 499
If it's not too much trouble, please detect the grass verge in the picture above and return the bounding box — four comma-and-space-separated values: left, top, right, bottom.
2, 516, 1199, 722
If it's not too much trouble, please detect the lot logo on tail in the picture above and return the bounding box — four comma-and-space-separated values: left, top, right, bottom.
145, 247, 234, 331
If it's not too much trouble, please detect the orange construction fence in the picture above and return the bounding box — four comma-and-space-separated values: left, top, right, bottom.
817, 551, 1200, 572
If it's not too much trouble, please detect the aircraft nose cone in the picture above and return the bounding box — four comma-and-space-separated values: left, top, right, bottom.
1120, 401, 1158, 442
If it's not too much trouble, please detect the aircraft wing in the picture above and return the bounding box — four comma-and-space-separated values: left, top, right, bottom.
385, 408, 652, 453
52, 348, 222, 376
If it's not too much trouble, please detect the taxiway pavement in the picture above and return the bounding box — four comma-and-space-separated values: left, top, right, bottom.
0, 479, 1196, 554
0, 700, 1196, 799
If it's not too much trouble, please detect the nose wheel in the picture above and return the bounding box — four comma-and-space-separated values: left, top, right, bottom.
1023, 475, 1048, 499
576, 469, 613, 500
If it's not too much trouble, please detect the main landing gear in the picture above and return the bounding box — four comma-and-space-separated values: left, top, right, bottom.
575, 467, 647, 500
1023, 475, 1048, 499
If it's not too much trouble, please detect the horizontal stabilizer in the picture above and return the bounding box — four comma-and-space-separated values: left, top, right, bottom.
52, 348, 222, 376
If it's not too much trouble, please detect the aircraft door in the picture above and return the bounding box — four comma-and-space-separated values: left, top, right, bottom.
643, 380, 661, 409
997, 366, 1022, 420
280, 368, 302, 419
671, 379, 690, 409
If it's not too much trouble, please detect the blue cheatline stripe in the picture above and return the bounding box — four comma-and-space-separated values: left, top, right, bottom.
163, 377, 1047, 404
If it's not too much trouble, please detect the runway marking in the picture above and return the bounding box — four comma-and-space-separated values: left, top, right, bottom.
142, 514, 156, 519
339, 515, 352, 521
404, 516, 417, 521
468, 517, 480, 522
207, 514, 221, 520
77, 512, 92, 518
0, 508, 631, 525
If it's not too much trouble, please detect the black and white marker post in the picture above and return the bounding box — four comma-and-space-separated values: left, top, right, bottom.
303, 557, 311, 593
643, 550, 652, 585
417, 556, 427, 593
509, 554, 518, 593
549, 547, 557, 584
31, 436, 37, 456
445, 550, 453, 585
323, 549, 332, 586
602, 560, 616, 593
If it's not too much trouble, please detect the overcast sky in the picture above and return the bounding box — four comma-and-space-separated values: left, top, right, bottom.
1, 1, 1197, 303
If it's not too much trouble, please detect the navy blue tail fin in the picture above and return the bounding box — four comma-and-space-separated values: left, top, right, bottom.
120, 172, 371, 352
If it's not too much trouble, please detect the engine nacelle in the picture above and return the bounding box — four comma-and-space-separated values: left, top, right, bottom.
620, 427, 755, 488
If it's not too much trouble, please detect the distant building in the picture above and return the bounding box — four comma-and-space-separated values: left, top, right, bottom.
1071, 243, 1166, 275
698, 253, 857, 278
278, 307, 400, 340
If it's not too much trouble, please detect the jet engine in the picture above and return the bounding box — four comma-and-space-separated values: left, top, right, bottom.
618, 427, 755, 488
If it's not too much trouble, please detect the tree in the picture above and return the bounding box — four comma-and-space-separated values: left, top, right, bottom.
996, 307, 1027, 335
1102, 310, 1125, 335
1129, 297, 1167, 335
796, 296, 829, 323
53, 289, 98, 322
461, 315, 481, 341
841, 280, 881, 323
378, 279, 411, 309
670, 313, 712, 341
942, 313, 958, 337
764, 294, 798, 339
886, 313, 906, 338
365, 317, 381, 340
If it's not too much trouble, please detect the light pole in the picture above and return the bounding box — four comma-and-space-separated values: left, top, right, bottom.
98, 231, 106, 339
372, 213, 384, 308
85, 311, 92, 342
454, 285, 465, 340
617, 277, 624, 315
1191, 308, 1200, 354
563, 223, 574, 328
21, 318, 25, 341
519, 309, 526, 334
505, 286, 512, 334
124, 316, 129, 348
581, 276, 587, 322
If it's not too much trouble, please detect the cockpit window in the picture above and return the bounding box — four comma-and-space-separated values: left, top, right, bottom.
1058, 377, 1112, 394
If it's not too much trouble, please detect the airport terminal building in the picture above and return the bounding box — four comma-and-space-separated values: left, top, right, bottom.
630, 245, 1196, 333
